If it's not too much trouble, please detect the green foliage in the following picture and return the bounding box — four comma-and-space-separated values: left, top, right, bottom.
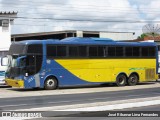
137, 32, 160, 39
137, 33, 147, 39
141, 33, 147, 39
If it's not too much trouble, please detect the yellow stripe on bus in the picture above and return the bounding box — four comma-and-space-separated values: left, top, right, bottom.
5, 79, 24, 88
55, 59, 156, 82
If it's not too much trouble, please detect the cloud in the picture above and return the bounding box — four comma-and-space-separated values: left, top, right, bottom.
138, 0, 160, 20
0, 0, 159, 39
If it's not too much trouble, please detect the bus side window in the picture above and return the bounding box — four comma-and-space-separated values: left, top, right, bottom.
69, 46, 78, 57
57, 46, 67, 57
133, 47, 140, 57
108, 47, 116, 57
148, 47, 155, 57
47, 45, 57, 58
141, 47, 148, 57
89, 46, 98, 57
98, 46, 105, 57
125, 47, 132, 57
78, 46, 87, 57
116, 47, 123, 57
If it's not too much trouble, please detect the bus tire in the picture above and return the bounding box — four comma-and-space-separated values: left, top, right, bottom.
116, 74, 127, 86
44, 77, 58, 90
128, 74, 138, 86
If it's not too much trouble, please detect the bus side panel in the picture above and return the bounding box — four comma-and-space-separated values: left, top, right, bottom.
52, 59, 156, 85
23, 58, 156, 88
44, 59, 94, 86
112, 59, 156, 82
54, 59, 113, 83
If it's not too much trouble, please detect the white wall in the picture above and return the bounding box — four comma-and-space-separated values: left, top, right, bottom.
75, 31, 134, 41
76, 31, 83, 37
0, 22, 11, 51
100, 32, 134, 41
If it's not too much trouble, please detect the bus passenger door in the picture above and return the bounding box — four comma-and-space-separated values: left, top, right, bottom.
25, 55, 42, 87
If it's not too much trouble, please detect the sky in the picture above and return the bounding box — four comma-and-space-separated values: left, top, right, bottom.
0, 0, 160, 39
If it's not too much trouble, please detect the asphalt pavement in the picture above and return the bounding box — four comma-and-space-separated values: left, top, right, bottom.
1, 82, 160, 119
1, 85, 160, 111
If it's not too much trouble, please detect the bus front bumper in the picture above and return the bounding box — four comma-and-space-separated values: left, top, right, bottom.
5, 79, 24, 88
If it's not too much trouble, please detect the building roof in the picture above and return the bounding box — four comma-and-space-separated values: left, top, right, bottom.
12, 30, 134, 37
11, 30, 135, 41
0, 11, 18, 21
0, 11, 18, 15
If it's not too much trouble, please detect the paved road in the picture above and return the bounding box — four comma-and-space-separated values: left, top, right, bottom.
44, 104, 160, 120
50, 105, 160, 120
60, 105, 160, 117
1, 87, 160, 111
119, 104, 160, 111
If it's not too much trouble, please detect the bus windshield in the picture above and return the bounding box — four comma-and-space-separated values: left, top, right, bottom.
6, 55, 27, 78
7, 55, 26, 68
6, 43, 43, 78
8, 55, 18, 67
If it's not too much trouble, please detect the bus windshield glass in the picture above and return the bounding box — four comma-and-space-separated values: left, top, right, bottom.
6, 43, 43, 78
7, 55, 26, 68
8, 44, 26, 55
9, 55, 18, 67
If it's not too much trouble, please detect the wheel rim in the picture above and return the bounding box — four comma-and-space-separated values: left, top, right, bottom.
130, 77, 136, 83
129, 75, 137, 84
46, 79, 55, 87
118, 77, 125, 85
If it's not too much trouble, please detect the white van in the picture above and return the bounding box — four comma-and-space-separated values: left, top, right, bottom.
0, 57, 8, 84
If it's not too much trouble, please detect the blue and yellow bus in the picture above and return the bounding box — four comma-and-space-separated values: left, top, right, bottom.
4, 37, 158, 90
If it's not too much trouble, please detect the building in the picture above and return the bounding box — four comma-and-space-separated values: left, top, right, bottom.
11, 30, 135, 42
0, 11, 17, 56
0, 11, 17, 84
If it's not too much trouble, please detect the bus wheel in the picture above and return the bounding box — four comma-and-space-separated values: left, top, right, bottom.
44, 77, 58, 90
116, 74, 127, 86
128, 74, 138, 86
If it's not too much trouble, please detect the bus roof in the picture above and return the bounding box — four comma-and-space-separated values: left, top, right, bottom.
15, 37, 157, 47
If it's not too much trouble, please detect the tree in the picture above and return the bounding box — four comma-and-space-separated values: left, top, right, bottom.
137, 33, 147, 39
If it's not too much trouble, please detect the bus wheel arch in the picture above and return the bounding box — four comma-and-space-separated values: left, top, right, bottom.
116, 73, 127, 86
44, 76, 58, 90
128, 72, 139, 86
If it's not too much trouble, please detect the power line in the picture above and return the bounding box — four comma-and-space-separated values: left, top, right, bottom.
12, 23, 143, 30
0, 15, 159, 23
8, 16, 160, 23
